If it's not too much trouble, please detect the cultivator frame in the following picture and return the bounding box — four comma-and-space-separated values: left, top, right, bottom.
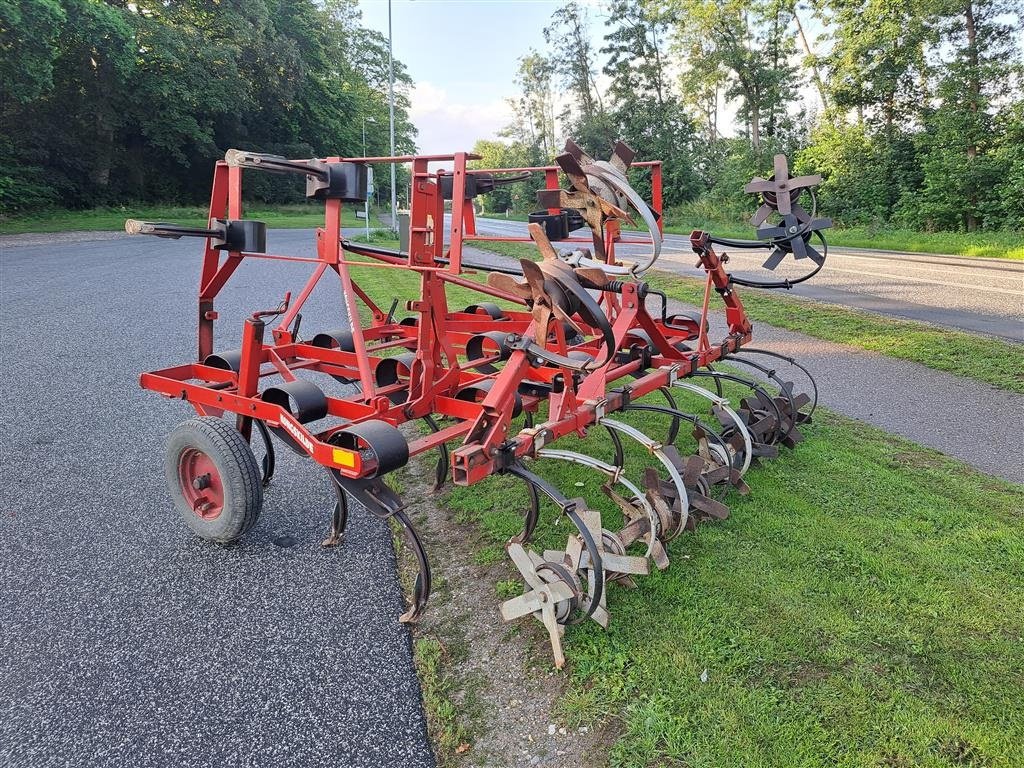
130, 139, 827, 664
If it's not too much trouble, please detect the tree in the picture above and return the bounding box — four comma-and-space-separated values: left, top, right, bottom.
504, 51, 557, 158
818, 0, 938, 129
543, 1, 612, 154
470, 139, 546, 214
910, 0, 1021, 230
0, 0, 65, 104
0, 0, 418, 213
667, 0, 803, 152
602, 0, 700, 205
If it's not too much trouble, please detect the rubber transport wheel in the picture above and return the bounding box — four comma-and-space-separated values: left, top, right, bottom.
164, 417, 263, 543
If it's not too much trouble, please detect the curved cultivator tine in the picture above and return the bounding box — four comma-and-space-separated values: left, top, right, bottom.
328, 471, 431, 624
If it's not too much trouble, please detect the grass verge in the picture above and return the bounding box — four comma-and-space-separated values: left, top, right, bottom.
656, 217, 1024, 260
0, 203, 382, 234
442, 399, 1024, 768
414, 637, 472, 764
472, 212, 1023, 260
645, 271, 1024, 394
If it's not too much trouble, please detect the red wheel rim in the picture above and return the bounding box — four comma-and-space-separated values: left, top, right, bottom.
178, 448, 225, 520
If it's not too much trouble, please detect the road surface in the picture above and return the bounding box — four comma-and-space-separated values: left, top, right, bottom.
461, 216, 1024, 342
0, 231, 436, 768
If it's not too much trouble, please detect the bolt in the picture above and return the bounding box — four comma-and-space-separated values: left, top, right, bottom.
192, 473, 212, 491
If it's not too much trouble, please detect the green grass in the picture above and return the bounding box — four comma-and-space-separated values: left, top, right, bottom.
656, 216, 1024, 261
474, 210, 1023, 260
646, 272, 1024, 394
414, 637, 472, 765
0, 203, 383, 234
463, 237, 540, 261
442, 392, 1024, 768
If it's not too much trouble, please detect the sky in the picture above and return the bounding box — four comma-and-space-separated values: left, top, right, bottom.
357, 0, 604, 154
357, 2, 1024, 156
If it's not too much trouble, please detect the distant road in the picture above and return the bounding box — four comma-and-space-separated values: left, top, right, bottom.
461, 216, 1024, 342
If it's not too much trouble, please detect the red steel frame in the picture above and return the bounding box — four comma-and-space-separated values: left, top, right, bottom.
140, 152, 752, 484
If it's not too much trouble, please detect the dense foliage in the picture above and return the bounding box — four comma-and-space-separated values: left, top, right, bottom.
0, 0, 415, 213
484, 0, 1023, 233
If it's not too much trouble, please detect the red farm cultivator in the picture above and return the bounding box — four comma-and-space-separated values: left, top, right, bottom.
128, 140, 830, 666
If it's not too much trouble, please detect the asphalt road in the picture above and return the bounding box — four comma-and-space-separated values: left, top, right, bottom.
462, 216, 1024, 342
0, 231, 435, 767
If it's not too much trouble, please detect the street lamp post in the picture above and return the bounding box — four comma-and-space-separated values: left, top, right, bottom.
362, 115, 376, 240
387, 0, 397, 231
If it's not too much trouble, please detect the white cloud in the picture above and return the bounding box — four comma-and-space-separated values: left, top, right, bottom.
409, 80, 515, 155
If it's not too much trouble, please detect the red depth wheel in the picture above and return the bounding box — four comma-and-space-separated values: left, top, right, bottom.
177, 448, 225, 520
164, 417, 263, 543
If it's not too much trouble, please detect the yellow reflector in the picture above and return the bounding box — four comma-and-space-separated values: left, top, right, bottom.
332, 448, 357, 468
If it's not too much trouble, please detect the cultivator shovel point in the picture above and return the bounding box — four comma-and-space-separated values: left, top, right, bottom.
130, 137, 828, 668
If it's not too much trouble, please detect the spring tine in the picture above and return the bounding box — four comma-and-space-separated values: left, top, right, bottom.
421, 415, 449, 492
394, 508, 432, 624
253, 418, 276, 487
601, 417, 690, 533
669, 374, 754, 478
510, 475, 542, 545
738, 348, 820, 421
323, 469, 349, 547
328, 473, 432, 622
582, 513, 612, 628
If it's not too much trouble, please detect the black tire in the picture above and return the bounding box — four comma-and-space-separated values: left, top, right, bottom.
164, 417, 263, 543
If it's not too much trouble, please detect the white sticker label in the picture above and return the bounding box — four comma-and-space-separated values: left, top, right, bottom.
280, 413, 315, 454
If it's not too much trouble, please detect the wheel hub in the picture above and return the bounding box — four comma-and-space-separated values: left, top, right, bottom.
178, 449, 224, 520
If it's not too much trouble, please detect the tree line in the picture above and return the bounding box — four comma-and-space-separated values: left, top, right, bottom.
476, 0, 1023, 233
0, 0, 416, 213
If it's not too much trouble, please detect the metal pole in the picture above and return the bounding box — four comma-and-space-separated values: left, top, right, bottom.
387, 0, 397, 231
362, 116, 370, 240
